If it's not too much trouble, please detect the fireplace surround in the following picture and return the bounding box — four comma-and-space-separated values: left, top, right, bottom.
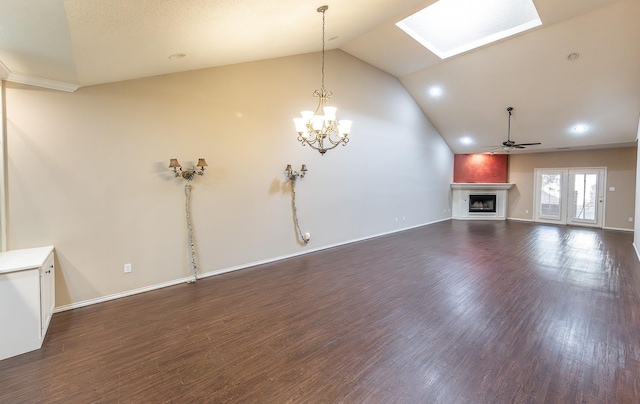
451, 183, 514, 220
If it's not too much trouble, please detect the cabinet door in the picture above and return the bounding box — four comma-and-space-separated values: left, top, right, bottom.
0, 269, 41, 360
40, 253, 55, 337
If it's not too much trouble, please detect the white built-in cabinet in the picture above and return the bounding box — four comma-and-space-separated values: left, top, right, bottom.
0, 246, 55, 361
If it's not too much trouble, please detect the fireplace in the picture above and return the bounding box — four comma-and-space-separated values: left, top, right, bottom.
450, 183, 514, 220
469, 194, 497, 213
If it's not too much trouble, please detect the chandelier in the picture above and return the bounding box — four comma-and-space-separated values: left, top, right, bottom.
293, 5, 352, 155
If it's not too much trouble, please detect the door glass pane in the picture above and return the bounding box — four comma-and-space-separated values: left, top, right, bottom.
572, 173, 597, 220
540, 174, 561, 217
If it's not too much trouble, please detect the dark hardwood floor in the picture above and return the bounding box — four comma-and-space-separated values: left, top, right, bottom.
1, 220, 639, 403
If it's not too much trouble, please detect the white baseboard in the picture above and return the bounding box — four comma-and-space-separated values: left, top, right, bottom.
507, 217, 534, 222
54, 277, 194, 312
506, 218, 633, 232
633, 242, 640, 263
603, 226, 634, 232
54, 217, 452, 313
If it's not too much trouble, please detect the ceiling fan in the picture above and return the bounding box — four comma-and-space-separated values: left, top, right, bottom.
489, 107, 541, 152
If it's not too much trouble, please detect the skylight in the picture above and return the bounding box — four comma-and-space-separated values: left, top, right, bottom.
396, 0, 542, 59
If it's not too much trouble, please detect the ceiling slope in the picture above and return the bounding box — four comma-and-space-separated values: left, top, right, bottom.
0, 0, 638, 154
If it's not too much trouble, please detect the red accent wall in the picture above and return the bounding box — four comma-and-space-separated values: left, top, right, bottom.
454, 154, 508, 183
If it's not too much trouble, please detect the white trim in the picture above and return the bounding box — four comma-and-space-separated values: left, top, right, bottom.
603, 226, 634, 232
451, 183, 514, 190
53, 276, 195, 313
505, 219, 632, 231
634, 242, 640, 263
6, 74, 79, 93
533, 167, 607, 228
53, 217, 452, 313
507, 217, 534, 222
0, 61, 9, 80
0, 82, 6, 251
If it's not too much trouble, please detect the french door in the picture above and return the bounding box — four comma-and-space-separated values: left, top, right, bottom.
533, 168, 605, 227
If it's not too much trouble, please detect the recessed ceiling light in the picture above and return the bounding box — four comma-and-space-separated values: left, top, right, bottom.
396, 0, 542, 59
168, 53, 186, 60
567, 52, 580, 61
460, 136, 474, 144
428, 86, 443, 98
572, 124, 588, 133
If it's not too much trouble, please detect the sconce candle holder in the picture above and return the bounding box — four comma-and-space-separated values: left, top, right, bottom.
170, 158, 207, 181
285, 164, 310, 244
285, 164, 308, 181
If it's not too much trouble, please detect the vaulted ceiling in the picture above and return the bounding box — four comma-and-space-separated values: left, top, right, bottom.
1, 0, 639, 154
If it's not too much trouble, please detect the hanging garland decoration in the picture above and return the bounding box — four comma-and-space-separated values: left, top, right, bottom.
184, 184, 199, 282
285, 164, 310, 244
290, 178, 309, 244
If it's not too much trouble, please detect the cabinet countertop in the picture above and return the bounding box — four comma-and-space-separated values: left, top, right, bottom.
0, 246, 55, 274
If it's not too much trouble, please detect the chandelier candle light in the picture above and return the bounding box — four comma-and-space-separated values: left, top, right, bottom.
285, 164, 311, 243
169, 158, 207, 283
293, 5, 353, 155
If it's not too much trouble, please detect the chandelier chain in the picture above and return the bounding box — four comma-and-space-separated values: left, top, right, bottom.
321, 8, 326, 91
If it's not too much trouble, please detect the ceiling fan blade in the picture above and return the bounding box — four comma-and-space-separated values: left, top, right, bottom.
514, 145, 526, 149
513, 142, 541, 146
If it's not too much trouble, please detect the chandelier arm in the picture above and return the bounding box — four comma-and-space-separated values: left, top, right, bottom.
300, 139, 325, 153
318, 140, 343, 152
298, 134, 320, 146
325, 130, 347, 146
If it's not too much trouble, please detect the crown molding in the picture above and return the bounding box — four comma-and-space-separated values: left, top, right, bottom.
5, 73, 80, 93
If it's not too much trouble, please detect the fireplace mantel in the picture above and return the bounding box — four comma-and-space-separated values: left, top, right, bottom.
450, 183, 514, 190
450, 183, 515, 220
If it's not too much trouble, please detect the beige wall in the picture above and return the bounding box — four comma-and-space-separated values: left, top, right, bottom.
508, 147, 637, 229
635, 139, 640, 253
5, 50, 454, 307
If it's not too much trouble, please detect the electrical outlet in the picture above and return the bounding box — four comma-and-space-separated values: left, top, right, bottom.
402, 216, 406, 221
526, 209, 529, 214
124, 263, 132, 273
629, 217, 633, 222
395, 217, 398, 222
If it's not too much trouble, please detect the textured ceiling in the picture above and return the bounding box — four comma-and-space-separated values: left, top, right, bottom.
1, 0, 639, 154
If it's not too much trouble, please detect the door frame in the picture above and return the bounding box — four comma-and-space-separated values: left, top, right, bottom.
566, 168, 606, 228
533, 169, 567, 225
533, 167, 607, 228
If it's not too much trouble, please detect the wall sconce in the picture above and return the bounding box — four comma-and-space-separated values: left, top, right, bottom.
285, 164, 308, 181
285, 164, 310, 244
169, 158, 207, 181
